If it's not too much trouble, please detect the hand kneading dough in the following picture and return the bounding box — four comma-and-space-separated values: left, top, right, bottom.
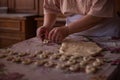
59, 40, 102, 56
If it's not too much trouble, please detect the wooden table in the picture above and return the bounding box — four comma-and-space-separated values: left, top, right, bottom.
0, 36, 120, 80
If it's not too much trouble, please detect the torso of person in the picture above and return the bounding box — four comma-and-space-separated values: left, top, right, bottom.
44, 0, 120, 37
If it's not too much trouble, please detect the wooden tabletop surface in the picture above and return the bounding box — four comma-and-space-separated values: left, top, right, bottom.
0, 36, 120, 80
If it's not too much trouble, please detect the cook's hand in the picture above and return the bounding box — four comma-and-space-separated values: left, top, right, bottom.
36, 26, 51, 41
48, 26, 69, 43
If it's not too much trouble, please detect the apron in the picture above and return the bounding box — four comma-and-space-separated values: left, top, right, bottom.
66, 15, 120, 37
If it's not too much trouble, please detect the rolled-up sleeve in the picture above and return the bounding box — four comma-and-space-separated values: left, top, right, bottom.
44, 0, 61, 14
88, 0, 115, 17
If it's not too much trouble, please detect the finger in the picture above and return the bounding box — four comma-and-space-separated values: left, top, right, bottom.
51, 29, 58, 42
58, 35, 63, 43
36, 28, 41, 39
48, 29, 55, 41
45, 30, 49, 39
40, 28, 45, 35
55, 33, 61, 43
39, 27, 46, 41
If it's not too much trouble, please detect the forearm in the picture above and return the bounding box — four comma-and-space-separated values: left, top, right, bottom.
43, 13, 57, 28
67, 15, 107, 34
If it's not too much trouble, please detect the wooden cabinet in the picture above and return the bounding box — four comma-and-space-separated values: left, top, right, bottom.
39, 0, 44, 15
0, 0, 44, 15
8, 0, 39, 14
0, 14, 37, 48
0, 0, 8, 7
35, 17, 65, 28
116, 0, 120, 12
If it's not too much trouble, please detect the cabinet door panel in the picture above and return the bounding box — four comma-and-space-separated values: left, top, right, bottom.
9, 0, 38, 14
39, 0, 44, 15
0, 0, 8, 7
15, 0, 35, 10
0, 20, 21, 31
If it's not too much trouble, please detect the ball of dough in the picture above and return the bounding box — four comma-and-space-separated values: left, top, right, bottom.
0, 54, 7, 58
92, 61, 101, 67
29, 53, 37, 58
59, 55, 68, 61
6, 48, 12, 53
39, 54, 48, 59
34, 60, 47, 66
92, 58, 104, 67
85, 65, 96, 74
6, 56, 14, 61
69, 64, 80, 72
12, 57, 21, 63
70, 55, 80, 60
96, 58, 104, 64
56, 63, 68, 69
83, 56, 90, 62
18, 52, 28, 57
8, 51, 18, 55
22, 59, 32, 65
35, 50, 43, 54
43, 39, 49, 44
44, 61, 56, 67
79, 60, 87, 67
66, 60, 77, 65
49, 54, 60, 60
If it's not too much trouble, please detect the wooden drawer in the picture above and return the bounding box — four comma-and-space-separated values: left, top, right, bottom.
0, 19, 22, 32
0, 31, 25, 40
0, 38, 21, 48
0, 14, 37, 48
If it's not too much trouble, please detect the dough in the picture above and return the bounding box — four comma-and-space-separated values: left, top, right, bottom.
35, 50, 43, 54
29, 53, 37, 58
56, 63, 68, 69
70, 55, 80, 60
69, 64, 80, 72
85, 65, 96, 74
6, 56, 14, 61
93, 61, 101, 67
83, 56, 94, 62
6, 48, 12, 53
59, 55, 68, 61
49, 53, 61, 60
66, 60, 77, 65
44, 61, 56, 67
39, 54, 48, 59
12, 57, 21, 63
34, 60, 47, 66
8, 52, 17, 55
79, 60, 87, 67
43, 39, 49, 44
18, 52, 28, 57
0, 54, 7, 58
59, 39, 102, 56
22, 59, 32, 65
93, 58, 104, 67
